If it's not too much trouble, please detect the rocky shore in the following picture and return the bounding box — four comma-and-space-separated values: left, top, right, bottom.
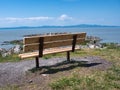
0, 45, 22, 57
0, 41, 101, 58
1, 32, 119, 58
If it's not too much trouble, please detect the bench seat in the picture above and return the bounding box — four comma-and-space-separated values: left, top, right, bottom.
19, 46, 80, 59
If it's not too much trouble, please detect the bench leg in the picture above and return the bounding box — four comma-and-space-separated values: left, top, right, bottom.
35, 57, 39, 68
67, 51, 70, 62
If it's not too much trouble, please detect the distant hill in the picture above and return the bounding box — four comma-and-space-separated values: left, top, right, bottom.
0, 24, 120, 29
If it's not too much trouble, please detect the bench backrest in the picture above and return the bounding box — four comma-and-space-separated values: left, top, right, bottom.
23, 32, 86, 56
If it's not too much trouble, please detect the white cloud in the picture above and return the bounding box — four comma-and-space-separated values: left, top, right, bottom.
25, 17, 53, 21
4, 17, 23, 22
58, 14, 73, 21
0, 14, 75, 27
0, 16, 54, 22
0, 14, 74, 23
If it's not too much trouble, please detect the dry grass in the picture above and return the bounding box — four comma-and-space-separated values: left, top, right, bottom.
0, 45, 120, 90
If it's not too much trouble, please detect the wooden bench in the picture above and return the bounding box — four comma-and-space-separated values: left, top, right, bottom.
19, 32, 86, 68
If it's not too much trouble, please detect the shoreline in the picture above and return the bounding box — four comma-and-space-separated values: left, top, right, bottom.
0, 33, 120, 50
0, 32, 120, 58
0, 27, 120, 44
0, 40, 120, 59
0, 32, 99, 49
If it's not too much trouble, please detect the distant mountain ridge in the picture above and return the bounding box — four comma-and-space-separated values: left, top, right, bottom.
0, 24, 120, 29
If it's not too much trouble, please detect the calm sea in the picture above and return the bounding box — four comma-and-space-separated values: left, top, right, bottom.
0, 27, 120, 49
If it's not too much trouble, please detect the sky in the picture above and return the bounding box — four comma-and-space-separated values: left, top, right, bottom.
0, 0, 120, 27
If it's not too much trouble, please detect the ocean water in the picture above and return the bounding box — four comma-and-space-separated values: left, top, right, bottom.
0, 27, 120, 49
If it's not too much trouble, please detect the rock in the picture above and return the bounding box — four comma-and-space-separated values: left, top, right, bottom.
1, 48, 12, 57
42, 74, 48, 77
1, 53, 8, 57
0, 48, 7, 57
116, 43, 120, 47
86, 36, 101, 42
87, 43, 103, 49
0, 48, 6, 53
8, 48, 14, 55
13, 45, 21, 54
88, 44, 95, 49
28, 80, 33, 83
96, 44, 103, 48
80, 45, 88, 49
0, 45, 22, 57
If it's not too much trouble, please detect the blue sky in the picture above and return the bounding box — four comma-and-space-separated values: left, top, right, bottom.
0, 0, 120, 27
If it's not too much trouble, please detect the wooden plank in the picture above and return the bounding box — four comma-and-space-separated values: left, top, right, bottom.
24, 34, 72, 44
24, 38, 85, 52
76, 33, 86, 38
19, 46, 80, 59
24, 32, 86, 44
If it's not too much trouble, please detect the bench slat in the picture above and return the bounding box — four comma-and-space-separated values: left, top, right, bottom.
24, 38, 85, 52
19, 46, 80, 59
24, 33, 86, 44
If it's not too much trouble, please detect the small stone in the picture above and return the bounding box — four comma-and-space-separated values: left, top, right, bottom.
28, 80, 33, 83
42, 74, 47, 77
89, 44, 95, 49
2, 53, 8, 57
13, 45, 21, 53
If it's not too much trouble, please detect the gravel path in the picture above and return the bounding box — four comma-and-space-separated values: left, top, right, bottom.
0, 56, 112, 87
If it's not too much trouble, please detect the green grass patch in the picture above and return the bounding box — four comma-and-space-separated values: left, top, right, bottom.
49, 44, 120, 90
0, 43, 120, 63
0, 85, 20, 90
50, 75, 82, 90
0, 54, 20, 62
42, 53, 63, 59
50, 65, 120, 90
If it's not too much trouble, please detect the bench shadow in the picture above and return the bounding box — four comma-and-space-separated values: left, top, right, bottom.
29, 60, 101, 74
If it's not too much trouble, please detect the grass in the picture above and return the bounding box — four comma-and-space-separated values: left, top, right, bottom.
0, 54, 20, 62
49, 44, 120, 90
0, 43, 120, 90
0, 85, 19, 90
50, 65, 120, 90
0, 43, 119, 63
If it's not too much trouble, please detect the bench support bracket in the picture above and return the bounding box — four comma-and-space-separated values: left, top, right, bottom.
67, 51, 70, 61
35, 57, 39, 68
72, 35, 77, 52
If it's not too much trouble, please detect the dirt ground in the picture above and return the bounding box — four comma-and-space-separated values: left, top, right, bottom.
0, 56, 112, 89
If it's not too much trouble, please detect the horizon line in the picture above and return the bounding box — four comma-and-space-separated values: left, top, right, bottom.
0, 24, 120, 29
